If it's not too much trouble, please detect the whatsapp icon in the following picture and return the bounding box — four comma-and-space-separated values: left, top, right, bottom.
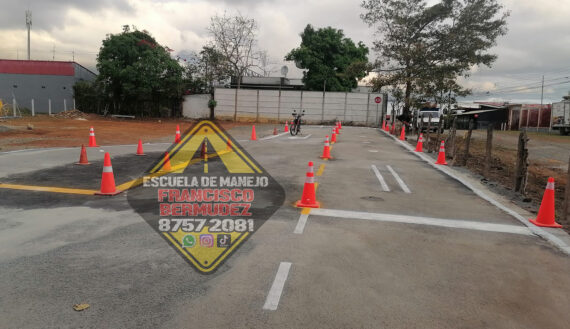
182, 235, 196, 248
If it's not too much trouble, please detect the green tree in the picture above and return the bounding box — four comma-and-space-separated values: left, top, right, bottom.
361, 0, 509, 118
96, 25, 184, 116
285, 25, 369, 91
73, 80, 103, 114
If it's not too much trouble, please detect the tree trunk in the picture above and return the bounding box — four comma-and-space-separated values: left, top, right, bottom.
403, 79, 412, 116
234, 75, 241, 122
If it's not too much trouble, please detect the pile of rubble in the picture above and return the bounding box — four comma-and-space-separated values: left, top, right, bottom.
53, 109, 90, 119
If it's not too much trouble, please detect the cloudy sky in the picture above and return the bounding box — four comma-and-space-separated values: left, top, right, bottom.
1, 0, 569, 103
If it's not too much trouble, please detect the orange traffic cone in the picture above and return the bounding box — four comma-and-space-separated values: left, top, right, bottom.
75, 144, 90, 165
175, 125, 181, 144
136, 139, 146, 156
284, 121, 289, 132
161, 151, 172, 172
273, 127, 278, 135
331, 128, 337, 144
338, 121, 342, 130
320, 135, 333, 160
415, 134, 424, 152
530, 177, 562, 228
95, 152, 121, 196
296, 161, 320, 208
251, 125, 257, 141
399, 126, 406, 141
435, 141, 448, 165
336, 122, 341, 134
88, 127, 98, 147
382, 120, 386, 130
384, 122, 390, 132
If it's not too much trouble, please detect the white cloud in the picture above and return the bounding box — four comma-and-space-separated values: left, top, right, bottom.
0, 0, 569, 102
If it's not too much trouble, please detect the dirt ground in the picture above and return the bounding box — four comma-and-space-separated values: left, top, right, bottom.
0, 114, 245, 151
411, 129, 570, 231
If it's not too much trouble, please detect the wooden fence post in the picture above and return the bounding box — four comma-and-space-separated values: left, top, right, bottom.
462, 118, 474, 165
448, 116, 457, 158
562, 154, 570, 224
435, 117, 443, 149
514, 131, 529, 194
426, 114, 432, 152
484, 124, 494, 176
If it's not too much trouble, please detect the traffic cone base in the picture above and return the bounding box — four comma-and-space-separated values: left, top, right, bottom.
529, 218, 562, 228
75, 145, 90, 165
296, 200, 321, 208
95, 152, 122, 196
529, 178, 562, 228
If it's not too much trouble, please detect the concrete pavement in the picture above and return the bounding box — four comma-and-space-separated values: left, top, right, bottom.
0, 124, 569, 329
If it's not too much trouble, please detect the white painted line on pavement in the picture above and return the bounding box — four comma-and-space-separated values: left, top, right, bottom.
386, 165, 411, 194
379, 129, 570, 255
260, 132, 289, 140
368, 150, 379, 153
294, 213, 310, 234
288, 134, 312, 140
263, 262, 292, 311
310, 208, 533, 236
371, 165, 390, 192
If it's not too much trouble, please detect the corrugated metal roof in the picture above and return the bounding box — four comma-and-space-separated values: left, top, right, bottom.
454, 109, 501, 116
0, 60, 75, 76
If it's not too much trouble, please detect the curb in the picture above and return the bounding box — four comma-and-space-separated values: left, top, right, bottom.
380, 129, 570, 256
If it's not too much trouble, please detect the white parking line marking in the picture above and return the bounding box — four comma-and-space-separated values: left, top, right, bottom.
386, 165, 411, 194
294, 213, 310, 234
260, 132, 289, 140
371, 165, 390, 192
309, 208, 533, 236
263, 262, 292, 311
368, 150, 379, 153
288, 134, 312, 140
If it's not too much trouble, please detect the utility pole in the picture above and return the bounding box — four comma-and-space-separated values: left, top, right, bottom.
25, 10, 32, 60
540, 75, 544, 109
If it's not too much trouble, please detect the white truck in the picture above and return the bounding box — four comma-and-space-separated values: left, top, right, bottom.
415, 107, 443, 133
552, 94, 570, 135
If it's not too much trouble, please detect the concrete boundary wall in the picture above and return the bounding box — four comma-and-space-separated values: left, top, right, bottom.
213, 88, 387, 126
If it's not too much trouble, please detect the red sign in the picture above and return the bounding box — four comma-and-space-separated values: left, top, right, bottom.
375, 97, 382, 104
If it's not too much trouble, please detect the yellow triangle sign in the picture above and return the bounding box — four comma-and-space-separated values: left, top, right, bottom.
129, 120, 285, 274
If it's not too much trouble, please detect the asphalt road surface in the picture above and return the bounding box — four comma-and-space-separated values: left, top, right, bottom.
1, 124, 569, 329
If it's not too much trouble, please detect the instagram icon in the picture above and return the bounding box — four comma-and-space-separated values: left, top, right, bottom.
200, 234, 214, 248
